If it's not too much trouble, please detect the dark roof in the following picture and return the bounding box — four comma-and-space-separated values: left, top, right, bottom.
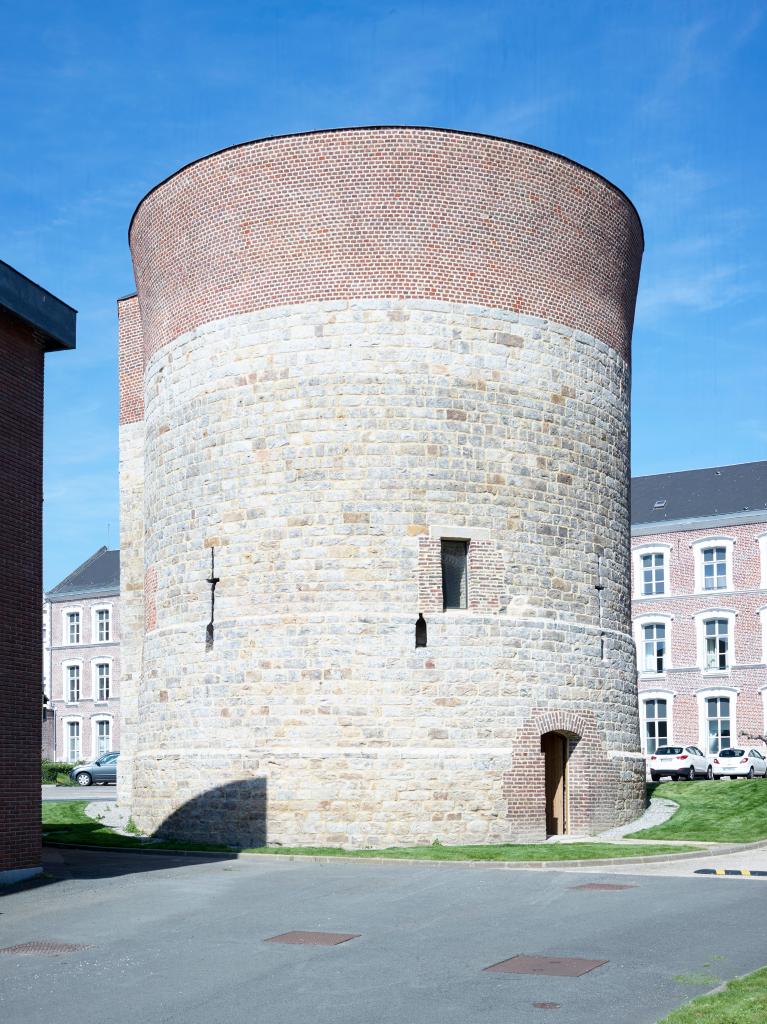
47, 547, 120, 600
632, 460, 767, 526
0, 259, 76, 352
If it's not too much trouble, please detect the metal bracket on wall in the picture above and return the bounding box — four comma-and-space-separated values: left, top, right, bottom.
205, 547, 220, 651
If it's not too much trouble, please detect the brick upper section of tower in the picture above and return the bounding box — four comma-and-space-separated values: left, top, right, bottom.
117, 294, 144, 425
126, 127, 644, 382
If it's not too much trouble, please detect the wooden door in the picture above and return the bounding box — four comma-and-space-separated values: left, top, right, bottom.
542, 732, 568, 835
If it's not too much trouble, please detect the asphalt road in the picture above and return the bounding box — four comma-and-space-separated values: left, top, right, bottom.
2, 847, 766, 1024
42, 785, 116, 802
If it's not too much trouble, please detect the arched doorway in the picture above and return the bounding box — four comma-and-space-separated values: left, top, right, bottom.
541, 732, 569, 835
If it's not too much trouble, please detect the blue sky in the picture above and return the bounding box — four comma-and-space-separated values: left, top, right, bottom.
1, 1, 764, 588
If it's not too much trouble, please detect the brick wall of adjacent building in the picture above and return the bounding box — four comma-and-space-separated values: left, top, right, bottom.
47, 593, 121, 762
632, 521, 767, 755
0, 308, 44, 876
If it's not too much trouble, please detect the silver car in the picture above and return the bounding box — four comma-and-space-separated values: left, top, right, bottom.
711, 747, 767, 779
70, 751, 120, 787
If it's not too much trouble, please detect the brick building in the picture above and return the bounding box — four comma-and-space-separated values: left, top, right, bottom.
43, 546, 121, 763
0, 259, 75, 885
119, 127, 645, 848
632, 461, 767, 757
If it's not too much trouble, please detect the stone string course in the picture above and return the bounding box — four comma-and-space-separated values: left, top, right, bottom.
119, 299, 644, 846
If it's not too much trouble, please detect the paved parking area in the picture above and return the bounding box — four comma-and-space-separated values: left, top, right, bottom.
42, 785, 116, 802
1, 846, 766, 1024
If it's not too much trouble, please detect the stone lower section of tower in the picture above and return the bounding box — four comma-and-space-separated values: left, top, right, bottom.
119, 299, 645, 847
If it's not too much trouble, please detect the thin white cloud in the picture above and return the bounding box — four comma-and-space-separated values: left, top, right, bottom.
639, 6, 764, 118
636, 263, 755, 321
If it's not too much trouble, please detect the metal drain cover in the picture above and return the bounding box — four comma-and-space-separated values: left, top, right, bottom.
0, 941, 93, 956
264, 931, 360, 946
533, 1003, 562, 1010
484, 955, 608, 977
572, 883, 638, 891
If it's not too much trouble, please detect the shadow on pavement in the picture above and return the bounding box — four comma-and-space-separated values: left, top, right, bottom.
16, 779, 270, 895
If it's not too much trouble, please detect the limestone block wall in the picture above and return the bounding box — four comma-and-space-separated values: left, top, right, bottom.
119, 128, 645, 846
117, 295, 144, 809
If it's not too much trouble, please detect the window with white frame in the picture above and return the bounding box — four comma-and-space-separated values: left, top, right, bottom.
95, 719, 111, 757
66, 720, 81, 762
691, 537, 734, 594
640, 553, 666, 596
96, 662, 110, 702
694, 609, 736, 673
641, 623, 667, 674
705, 695, 732, 754
703, 547, 727, 590
66, 611, 81, 644
634, 614, 673, 675
66, 664, 81, 702
643, 697, 669, 754
760, 608, 767, 666
705, 618, 730, 671
95, 608, 111, 643
632, 543, 673, 598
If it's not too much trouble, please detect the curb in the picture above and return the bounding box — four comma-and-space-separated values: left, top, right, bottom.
40, 841, 720, 870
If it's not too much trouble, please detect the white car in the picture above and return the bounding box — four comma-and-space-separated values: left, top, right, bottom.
711, 747, 767, 779
649, 745, 712, 782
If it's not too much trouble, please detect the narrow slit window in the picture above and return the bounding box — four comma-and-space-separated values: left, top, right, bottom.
441, 540, 468, 610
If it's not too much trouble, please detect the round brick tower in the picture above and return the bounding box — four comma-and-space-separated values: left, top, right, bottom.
118, 127, 645, 847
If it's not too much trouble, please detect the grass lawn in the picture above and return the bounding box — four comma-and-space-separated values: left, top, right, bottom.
658, 966, 767, 1024
42, 801, 232, 853
629, 780, 767, 843
43, 801, 699, 860
240, 841, 700, 860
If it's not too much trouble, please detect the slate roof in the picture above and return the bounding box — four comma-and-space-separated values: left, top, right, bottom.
632, 460, 767, 526
47, 547, 120, 600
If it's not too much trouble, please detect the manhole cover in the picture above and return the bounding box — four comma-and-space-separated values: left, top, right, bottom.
572, 883, 638, 891
484, 955, 608, 977
264, 931, 360, 946
0, 941, 93, 956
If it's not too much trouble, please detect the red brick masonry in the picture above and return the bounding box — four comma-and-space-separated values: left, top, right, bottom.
632, 522, 767, 750
118, 294, 144, 426
0, 310, 44, 876
128, 127, 643, 370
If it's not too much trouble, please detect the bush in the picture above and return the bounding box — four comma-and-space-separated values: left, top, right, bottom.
42, 760, 76, 784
